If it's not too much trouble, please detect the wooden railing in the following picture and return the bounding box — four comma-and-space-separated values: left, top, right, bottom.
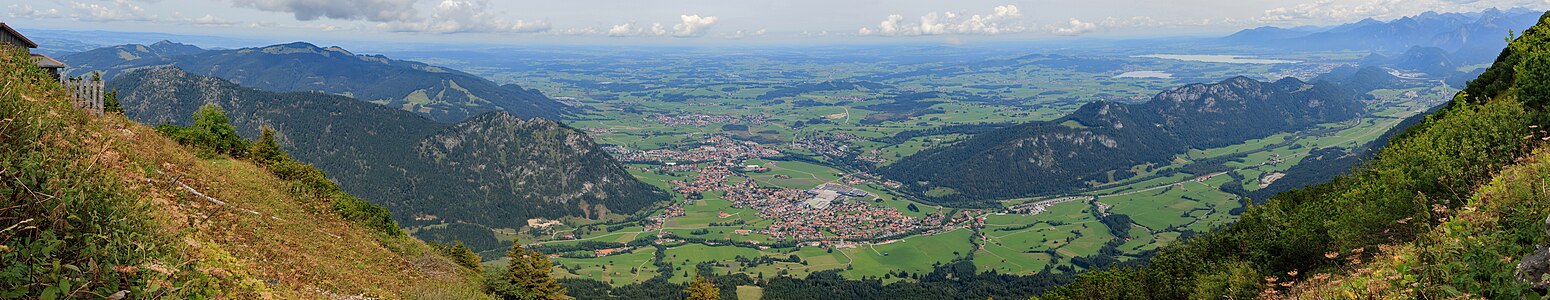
59, 77, 104, 114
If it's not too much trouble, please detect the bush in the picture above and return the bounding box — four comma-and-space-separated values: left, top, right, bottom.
157, 104, 247, 158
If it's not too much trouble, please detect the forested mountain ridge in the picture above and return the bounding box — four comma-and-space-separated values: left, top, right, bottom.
882, 76, 1367, 202
62, 42, 569, 122
1036, 11, 1550, 299
411, 112, 668, 223
57, 40, 205, 77
108, 67, 667, 253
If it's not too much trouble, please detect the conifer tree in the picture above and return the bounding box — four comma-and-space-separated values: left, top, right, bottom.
685, 274, 719, 300
248, 126, 286, 164
487, 239, 568, 300
102, 89, 122, 114
449, 241, 482, 272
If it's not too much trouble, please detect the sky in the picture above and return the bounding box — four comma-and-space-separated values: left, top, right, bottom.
5, 0, 1550, 45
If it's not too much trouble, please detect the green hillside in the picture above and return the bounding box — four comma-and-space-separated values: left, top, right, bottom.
0, 48, 485, 298
1036, 11, 1550, 299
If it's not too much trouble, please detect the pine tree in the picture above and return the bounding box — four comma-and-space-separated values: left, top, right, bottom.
685, 274, 719, 300
448, 241, 482, 272
248, 126, 286, 164
487, 239, 568, 300
102, 89, 122, 114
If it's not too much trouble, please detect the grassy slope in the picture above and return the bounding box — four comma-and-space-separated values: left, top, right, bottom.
1284, 148, 1550, 298
0, 49, 483, 298
1034, 12, 1550, 300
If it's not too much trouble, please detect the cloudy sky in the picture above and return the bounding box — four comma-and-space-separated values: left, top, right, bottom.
5, 0, 1549, 44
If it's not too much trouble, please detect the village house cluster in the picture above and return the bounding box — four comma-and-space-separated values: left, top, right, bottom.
610, 135, 782, 164
651, 113, 771, 127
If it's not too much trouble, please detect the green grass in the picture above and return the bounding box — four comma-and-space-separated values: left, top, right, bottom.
552, 247, 662, 284
839, 229, 975, 278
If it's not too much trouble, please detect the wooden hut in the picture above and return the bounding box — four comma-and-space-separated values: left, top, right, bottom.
0, 22, 65, 79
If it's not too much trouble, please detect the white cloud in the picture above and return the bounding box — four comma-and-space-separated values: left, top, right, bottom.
673, 14, 717, 37
606, 14, 718, 37
194, 14, 239, 26
231, 0, 418, 23
1049, 18, 1099, 36
7, 4, 62, 19
608, 23, 636, 37
69, 0, 156, 22
858, 4, 1027, 37
382, 0, 550, 33
606, 22, 664, 37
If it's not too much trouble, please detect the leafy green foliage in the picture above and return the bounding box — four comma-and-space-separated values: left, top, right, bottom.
1517, 51, 1550, 108
155, 104, 248, 158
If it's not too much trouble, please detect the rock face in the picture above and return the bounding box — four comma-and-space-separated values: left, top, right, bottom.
1515, 215, 1550, 290
881, 76, 1368, 202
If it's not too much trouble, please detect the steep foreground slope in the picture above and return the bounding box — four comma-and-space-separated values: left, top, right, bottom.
0, 50, 484, 298
106, 67, 667, 254
1036, 11, 1550, 299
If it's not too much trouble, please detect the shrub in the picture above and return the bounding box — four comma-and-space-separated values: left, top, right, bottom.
157, 104, 247, 158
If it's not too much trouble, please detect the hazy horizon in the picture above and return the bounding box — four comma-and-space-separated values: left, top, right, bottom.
5, 0, 1549, 47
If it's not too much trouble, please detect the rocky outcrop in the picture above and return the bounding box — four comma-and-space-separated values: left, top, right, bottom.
1516, 215, 1550, 290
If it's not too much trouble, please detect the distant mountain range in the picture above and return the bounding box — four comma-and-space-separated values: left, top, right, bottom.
1223, 8, 1543, 62
108, 67, 667, 252
61, 42, 569, 122
881, 73, 1394, 202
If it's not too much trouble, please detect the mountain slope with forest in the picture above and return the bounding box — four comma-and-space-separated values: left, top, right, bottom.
106, 67, 667, 254
882, 76, 1369, 202
62, 42, 569, 122
1035, 11, 1550, 299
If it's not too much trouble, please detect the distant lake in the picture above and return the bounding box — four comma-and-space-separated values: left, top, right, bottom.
1136, 54, 1301, 64
1114, 71, 1173, 78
